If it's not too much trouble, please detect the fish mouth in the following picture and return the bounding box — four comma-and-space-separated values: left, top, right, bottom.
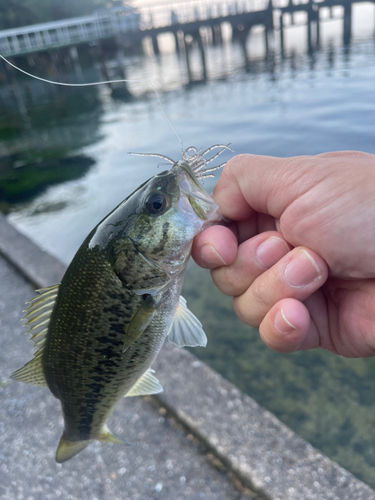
175, 162, 222, 223
176, 161, 203, 189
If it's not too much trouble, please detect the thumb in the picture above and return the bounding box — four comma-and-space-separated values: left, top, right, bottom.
213, 154, 319, 220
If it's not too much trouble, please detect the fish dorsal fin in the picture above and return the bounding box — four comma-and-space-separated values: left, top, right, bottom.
168, 296, 207, 348
125, 368, 163, 397
10, 285, 59, 386
24, 284, 59, 349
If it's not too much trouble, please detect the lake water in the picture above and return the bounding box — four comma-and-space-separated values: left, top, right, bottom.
1, 3, 375, 487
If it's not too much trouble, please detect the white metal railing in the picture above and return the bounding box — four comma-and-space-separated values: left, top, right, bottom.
0, 0, 274, 57
0, 10, 140, 57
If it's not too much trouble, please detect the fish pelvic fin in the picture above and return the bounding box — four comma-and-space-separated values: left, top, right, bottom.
98, 423, 131, 446
55, 435, 90, 463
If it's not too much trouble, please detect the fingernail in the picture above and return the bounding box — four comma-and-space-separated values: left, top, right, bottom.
274, 308, 297, 334
201, 244, 227, 266
256, 237, 289, 268
285, 249, 321, 287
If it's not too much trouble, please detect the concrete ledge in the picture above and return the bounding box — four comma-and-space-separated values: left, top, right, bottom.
0, 214, 66, 288
155, 346, 375, 500
1, 213, 374, 500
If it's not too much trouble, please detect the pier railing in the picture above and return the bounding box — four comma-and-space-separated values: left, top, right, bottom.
0, 0, 270, 57
0, 10, 140, 58
0, 0, 372, 58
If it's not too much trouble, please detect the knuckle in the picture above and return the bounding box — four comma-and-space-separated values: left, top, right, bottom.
236, 277, 275, 327
251, 277, 273, 310
211, 268, 234, 296
217, 160, 235, 186
233, 292, 262, 328
223, 154, 252, 183
232, 296, 255, 326
211, 267, 242, 296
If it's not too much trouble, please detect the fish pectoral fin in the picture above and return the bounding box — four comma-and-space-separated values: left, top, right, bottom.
123, 295, 158, 353
98, 423, 131, 446
10, 351, 47, 387
125, 368, 163, 397
56, 435, 90, 463
168, 296, 207, 348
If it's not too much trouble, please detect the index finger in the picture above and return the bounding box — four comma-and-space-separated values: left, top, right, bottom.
213, 154, 316, 220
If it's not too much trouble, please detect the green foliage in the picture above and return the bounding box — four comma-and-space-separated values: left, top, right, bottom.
0, 84, 101, 206
0, 0, 127, 30
0, 154, 94, 202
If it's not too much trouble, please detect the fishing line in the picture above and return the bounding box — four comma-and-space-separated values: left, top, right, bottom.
0, 54, 184, 150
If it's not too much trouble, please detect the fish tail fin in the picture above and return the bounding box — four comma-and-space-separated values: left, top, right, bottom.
98, 423, 131, 446
55, 434, 90, 463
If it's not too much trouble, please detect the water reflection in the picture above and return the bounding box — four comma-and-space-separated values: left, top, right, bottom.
0, 81, 102, 213
0, 154, 94, 207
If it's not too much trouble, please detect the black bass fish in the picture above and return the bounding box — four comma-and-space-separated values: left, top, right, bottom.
11, 145, 227, 463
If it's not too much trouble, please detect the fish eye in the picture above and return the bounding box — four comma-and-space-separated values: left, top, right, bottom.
145, 193, 167, 215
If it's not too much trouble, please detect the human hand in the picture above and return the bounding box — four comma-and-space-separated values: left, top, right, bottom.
192, 151, 375, 357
